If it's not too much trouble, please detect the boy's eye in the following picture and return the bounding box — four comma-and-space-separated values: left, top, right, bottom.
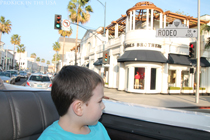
98, 100, 102, 103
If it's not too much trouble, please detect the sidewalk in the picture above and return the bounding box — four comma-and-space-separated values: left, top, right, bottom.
104, 88, 210, 108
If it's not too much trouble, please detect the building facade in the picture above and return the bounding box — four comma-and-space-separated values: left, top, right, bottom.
70, 1, 210, 94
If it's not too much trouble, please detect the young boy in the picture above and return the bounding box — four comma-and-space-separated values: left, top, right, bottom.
38, 66, 110, 140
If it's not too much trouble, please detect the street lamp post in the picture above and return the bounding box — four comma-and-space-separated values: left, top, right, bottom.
96, 0, 106, 78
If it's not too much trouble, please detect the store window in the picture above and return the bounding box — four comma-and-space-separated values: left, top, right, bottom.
168, 70, 176, 87
150, 68, 156, 90
181, 71, 189, 87
134, 67, 145, 89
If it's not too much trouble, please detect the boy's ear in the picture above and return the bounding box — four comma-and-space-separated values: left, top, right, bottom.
72, 100, 84, 116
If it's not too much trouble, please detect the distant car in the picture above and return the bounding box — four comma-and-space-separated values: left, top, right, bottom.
25, 74, 52, 90
0, 72, 15, 84
46, 72, 53, 79
19, 71, 28, 79
6, 70, 21, 82
51, 73, 57, 80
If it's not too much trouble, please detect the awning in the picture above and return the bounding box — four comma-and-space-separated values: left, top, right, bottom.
93, 58, 103, 66
168, 54, 210, 67
190, 57, 210, 67
86, 63, 89, 67
168, 54, 192, 66
117, 50, 167, 63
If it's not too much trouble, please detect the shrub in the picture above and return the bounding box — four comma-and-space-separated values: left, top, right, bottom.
182, 87, 193, 90
199, 87, 206, 90
168, 87, 180, 90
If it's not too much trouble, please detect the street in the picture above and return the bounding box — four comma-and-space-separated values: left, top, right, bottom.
15, 77, 27, 86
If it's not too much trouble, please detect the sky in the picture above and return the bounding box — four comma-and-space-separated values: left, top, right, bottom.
0, 0, 209, 65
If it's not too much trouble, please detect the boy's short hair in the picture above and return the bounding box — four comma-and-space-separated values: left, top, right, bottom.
51, 65, 104, 116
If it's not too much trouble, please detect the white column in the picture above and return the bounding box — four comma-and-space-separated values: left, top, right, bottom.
184, 20, 186, 25
162, 64, 168, 93
145, 66, 151, 93
151, 9, 154, 30
126, 17, 128, 32
159, 13, 163, 28
146, 9, 149, 30
130, 11, 132, 30
106, 29, 109, 42
133, 10, 135, 30
118, 63, 125, 90
115, 23, 118, 38
207, 67, 210, 93
108, 50, 113, 88
120, 34, 125, 55
164, 14, 166, 28
187, 20, 189, 28
128, 67, 134, 91
176, 69, 181, 87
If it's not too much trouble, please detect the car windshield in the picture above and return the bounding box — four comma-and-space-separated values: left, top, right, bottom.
20, 72, 26, 74
7, 71, 17, 75
29, 75, 50, 82
0, 72, 10, 77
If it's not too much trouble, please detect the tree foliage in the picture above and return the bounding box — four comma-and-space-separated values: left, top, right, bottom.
16, 44, 25, 53
30, 53, 36, 58
11, 34, 21, 46
36, 57, 40, 62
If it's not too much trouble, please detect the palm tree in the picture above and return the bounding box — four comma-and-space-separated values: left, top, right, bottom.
52, 53, 61, 72
52, 42, 61, 72
52, 54, 61, 61
30, 53, 36, 72
201, 24, 210, 49
58, 29, 72, 67
11, 34, 21, 69
0, 16, 12, 43
68, 0, 93, 65
46, 60, 50, 72
36, 57, 40, 63
30, 53, 36, 59
41, 58, 45, 63
46, 60, 50, 65
16, 44, 25, 70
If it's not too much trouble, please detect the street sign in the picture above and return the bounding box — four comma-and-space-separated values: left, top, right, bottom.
5, 57, 10, 59
156, 19, 197, 38
62, 19, 71, 31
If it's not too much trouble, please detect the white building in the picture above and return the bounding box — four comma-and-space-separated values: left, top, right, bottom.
69, 1, 210, 94
15, 51, 46, 72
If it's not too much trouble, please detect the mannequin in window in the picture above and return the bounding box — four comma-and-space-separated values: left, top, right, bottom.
134, 72, 140, 89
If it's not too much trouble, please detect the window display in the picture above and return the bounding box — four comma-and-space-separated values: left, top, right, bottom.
134, 68, 145, 89
168, 70, 176, 87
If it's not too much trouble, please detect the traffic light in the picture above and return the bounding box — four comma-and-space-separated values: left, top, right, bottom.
103, 51, 109, 64
54, 14, 62, 30
189, 42, 196, 59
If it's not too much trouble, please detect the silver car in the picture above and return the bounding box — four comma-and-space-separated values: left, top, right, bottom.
19, 71, 28, 79
0, 72, 16, 84
25, 74, 52, 89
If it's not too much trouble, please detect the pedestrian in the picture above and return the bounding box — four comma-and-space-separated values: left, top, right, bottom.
38, 66, 110, 140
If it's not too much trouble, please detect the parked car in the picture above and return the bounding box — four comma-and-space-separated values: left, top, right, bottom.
51, 73, 57, 80
6, 70, 21, 82
19, 71, 28, 79
0, 72, 15, 84
25, 74, 52, 90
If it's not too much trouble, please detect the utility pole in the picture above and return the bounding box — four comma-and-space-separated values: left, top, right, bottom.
5, 46, 8, 71
196, 0, 200, 103
96, 0, 106, 78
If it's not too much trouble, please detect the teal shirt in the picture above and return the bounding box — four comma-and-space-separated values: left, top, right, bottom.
38, 121, 111, 140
